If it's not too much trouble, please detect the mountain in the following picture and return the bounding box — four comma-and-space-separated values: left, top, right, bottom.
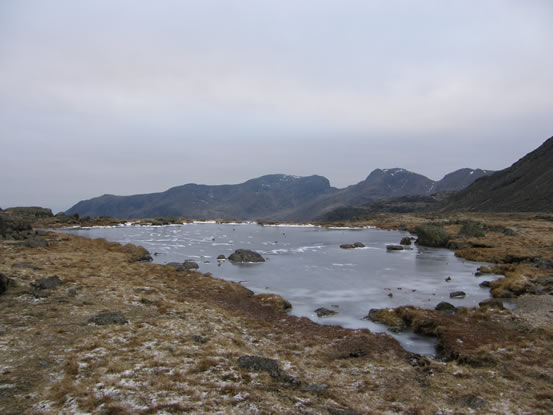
66, 175, 336, 220
67, 168, 491, 221
442, 136, 553, 212
434, 168, 495, 193
276, 168, 494, 221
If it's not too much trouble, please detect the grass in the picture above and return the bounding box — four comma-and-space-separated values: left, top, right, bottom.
1, 215, 553, 414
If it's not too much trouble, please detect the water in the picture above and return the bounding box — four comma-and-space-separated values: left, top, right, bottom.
59, 222, 494, 355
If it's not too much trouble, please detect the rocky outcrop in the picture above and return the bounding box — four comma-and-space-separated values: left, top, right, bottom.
228, 249, 265, 263
386, 244, 404, 251
340, 242, 365, 249
167, 260, 200, 272
400, 237, 412, 245
315, 307, 337, 317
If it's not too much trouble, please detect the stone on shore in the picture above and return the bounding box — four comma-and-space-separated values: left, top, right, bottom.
228, 249, 265, 263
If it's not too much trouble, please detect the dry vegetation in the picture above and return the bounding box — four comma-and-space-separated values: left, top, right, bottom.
1, 212, 552, 414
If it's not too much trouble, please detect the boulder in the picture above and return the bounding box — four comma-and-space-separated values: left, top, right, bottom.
479, 281, 492, 288
217, 255, 226, 260
88, 311, 128, 326
340, 242, 365, 249
0, 273, 9, 295
449, 291, 466, 299
238, 355, 281, 378
386, 244, 404, 251
32, 275, 62, 290
435, 302, 456, 314
315, 307, 337, 317
167, 260, 199, 272
400, 237, 412, 245
228, 249, 265, 263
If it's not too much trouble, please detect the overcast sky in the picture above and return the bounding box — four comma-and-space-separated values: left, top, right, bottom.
1, 0, 552, 213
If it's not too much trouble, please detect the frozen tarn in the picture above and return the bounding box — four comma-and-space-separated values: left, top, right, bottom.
56, 222, 498, 356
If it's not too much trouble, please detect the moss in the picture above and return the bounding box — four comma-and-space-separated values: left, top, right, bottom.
413, 223, 450, 247
458, 221, 487, 238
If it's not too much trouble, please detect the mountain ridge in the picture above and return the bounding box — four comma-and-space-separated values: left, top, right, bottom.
66, 168, 492, 220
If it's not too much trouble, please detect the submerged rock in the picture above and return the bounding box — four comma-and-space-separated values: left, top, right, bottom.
479, 281, 492, 288
340, 242, 365, 249
449, 291, 466, 299
217, 254, 226, 260
315, 307, 337, 317
228, 249, 265, 263
88, 311, 128, 326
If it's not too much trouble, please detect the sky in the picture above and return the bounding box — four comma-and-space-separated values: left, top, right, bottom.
1, 0, 552, 213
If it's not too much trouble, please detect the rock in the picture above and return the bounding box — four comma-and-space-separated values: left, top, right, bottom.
88, 311, 128, 326
445, 276, 452, 282
228, 249, 265, 263
386, 244, 404, 251
535, 258, 553, 269
435, 302, 456, 314
315, 307, 337, 317
300, 383, 328, 394
340, 242, 365, 249
167, 260, 200, 272
449, 291, 466, 299
182, 260, 199, 271
479, 298, 505, 309
191, 335, 208, 344
327, 408, 362, 415
0, 273, 10, 295
21, 238, 49, 248
32, 275, 62, 290
400, 237, 412, 245
238, 355, 281, 378
451, 395, 488, 409
217, 255, 226, 260
479, 281, 492, 288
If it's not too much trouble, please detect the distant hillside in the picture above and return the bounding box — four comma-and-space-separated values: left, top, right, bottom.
442, 136, 553, 212
67, 168, 491, 221
66, 175, 336, 220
